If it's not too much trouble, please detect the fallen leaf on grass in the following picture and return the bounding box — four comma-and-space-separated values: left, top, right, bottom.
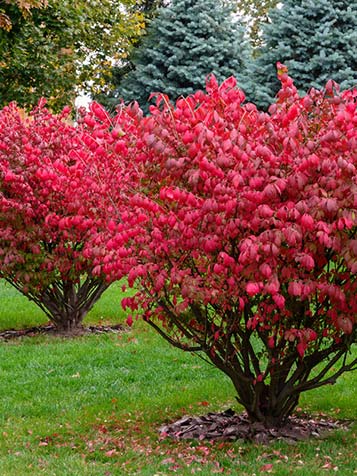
212, 461, 225, 473
105, 449, 118, 457
260, 463, 274, 473
161, 457, 176, 465
322, 462, 338, 471
199, 401, 210, 407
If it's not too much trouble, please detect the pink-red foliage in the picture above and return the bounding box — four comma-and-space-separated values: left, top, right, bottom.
1, 66, 356, 422
0, 100, 137, 329
105, 65, 357, 425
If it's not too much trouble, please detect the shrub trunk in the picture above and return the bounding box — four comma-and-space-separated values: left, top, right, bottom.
8, 277, 110, 333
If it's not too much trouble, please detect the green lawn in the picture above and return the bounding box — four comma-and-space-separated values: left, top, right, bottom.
0, 280, 127, 330
0, 280, 356, 475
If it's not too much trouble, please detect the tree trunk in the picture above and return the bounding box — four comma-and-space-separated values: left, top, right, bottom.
243, 384, 300, 428
13, 277, 111, 333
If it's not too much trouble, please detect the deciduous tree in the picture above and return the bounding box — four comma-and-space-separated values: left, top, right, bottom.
95, 0, 167, 110
234, 0, 279, 48
0, 0, 47, 31
0, 0, 145, 110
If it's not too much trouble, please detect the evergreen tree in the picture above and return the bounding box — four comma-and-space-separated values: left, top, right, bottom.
105, 0, 249, 113
243, 0, 357, 109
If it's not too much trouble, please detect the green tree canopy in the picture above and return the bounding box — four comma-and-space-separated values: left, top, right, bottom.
95, 0, 167, 108
0, 0, 47, 30
0, 0, 145, 110
234, 0, 279, 48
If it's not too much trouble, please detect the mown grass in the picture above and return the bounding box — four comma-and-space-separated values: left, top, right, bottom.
0, 280, 127, 330
0, 280, 356, 475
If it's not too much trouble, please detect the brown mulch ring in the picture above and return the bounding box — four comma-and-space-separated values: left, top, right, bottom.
159, 408, 353, 444
0, 323, 128, 340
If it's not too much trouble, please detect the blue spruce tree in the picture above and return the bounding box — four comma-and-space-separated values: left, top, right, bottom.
243, 0, 357, 109
108, 0, 249, 113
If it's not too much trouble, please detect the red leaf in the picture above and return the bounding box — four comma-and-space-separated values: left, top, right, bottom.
297, 342, 306, 358
260, 463, 274, 473
104, 449, 118, 457
246, 282, 260, 296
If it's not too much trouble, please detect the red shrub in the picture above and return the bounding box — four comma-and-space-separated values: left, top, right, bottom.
0, 101, 138, 331
108, 66, 357, 426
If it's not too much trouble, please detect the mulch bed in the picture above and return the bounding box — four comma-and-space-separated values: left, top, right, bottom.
159, 408, 353, 444
0, 323, 128, 340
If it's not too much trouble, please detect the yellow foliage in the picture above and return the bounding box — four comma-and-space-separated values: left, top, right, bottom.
1, 0, 48, 30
